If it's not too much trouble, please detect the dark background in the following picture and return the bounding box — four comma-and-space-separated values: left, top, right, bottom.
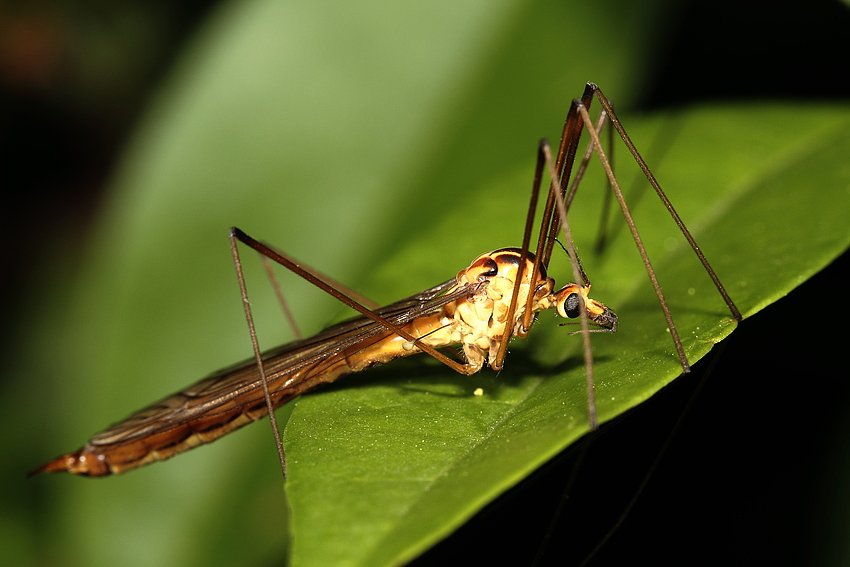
2, 0, 849, 565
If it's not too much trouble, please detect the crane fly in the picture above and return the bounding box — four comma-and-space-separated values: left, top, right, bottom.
33, 83, 741, 478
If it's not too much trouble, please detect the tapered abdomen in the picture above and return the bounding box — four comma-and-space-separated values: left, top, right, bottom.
34, 313, 448, 476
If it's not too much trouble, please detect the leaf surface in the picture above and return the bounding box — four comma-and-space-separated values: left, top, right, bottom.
285, 105, 850, 566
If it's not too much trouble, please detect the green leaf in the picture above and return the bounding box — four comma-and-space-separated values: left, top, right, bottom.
284, 105, 850, 566
7, 1, 850, 567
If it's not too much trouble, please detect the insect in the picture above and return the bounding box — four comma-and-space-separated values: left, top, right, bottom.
32, 83, 741, 478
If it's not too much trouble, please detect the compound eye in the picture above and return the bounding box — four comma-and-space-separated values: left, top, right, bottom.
563, 293, 580, 318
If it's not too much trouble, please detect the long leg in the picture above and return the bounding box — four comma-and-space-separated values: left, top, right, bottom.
231, 228, 475, 375
229, 228, 488, 477
258, 245, 383, 341
491, 131, 602, 427
544, 141, 599, 429
261, 241, 381, 311
586, 84, 742, 323
260, 254, 303, 341
491, 141, 548, 368
572, 100, 690, 371
572, 88, 743, 372
546, 83, 741, 374
230, 234, 288, 476
540, 85, 596, 269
